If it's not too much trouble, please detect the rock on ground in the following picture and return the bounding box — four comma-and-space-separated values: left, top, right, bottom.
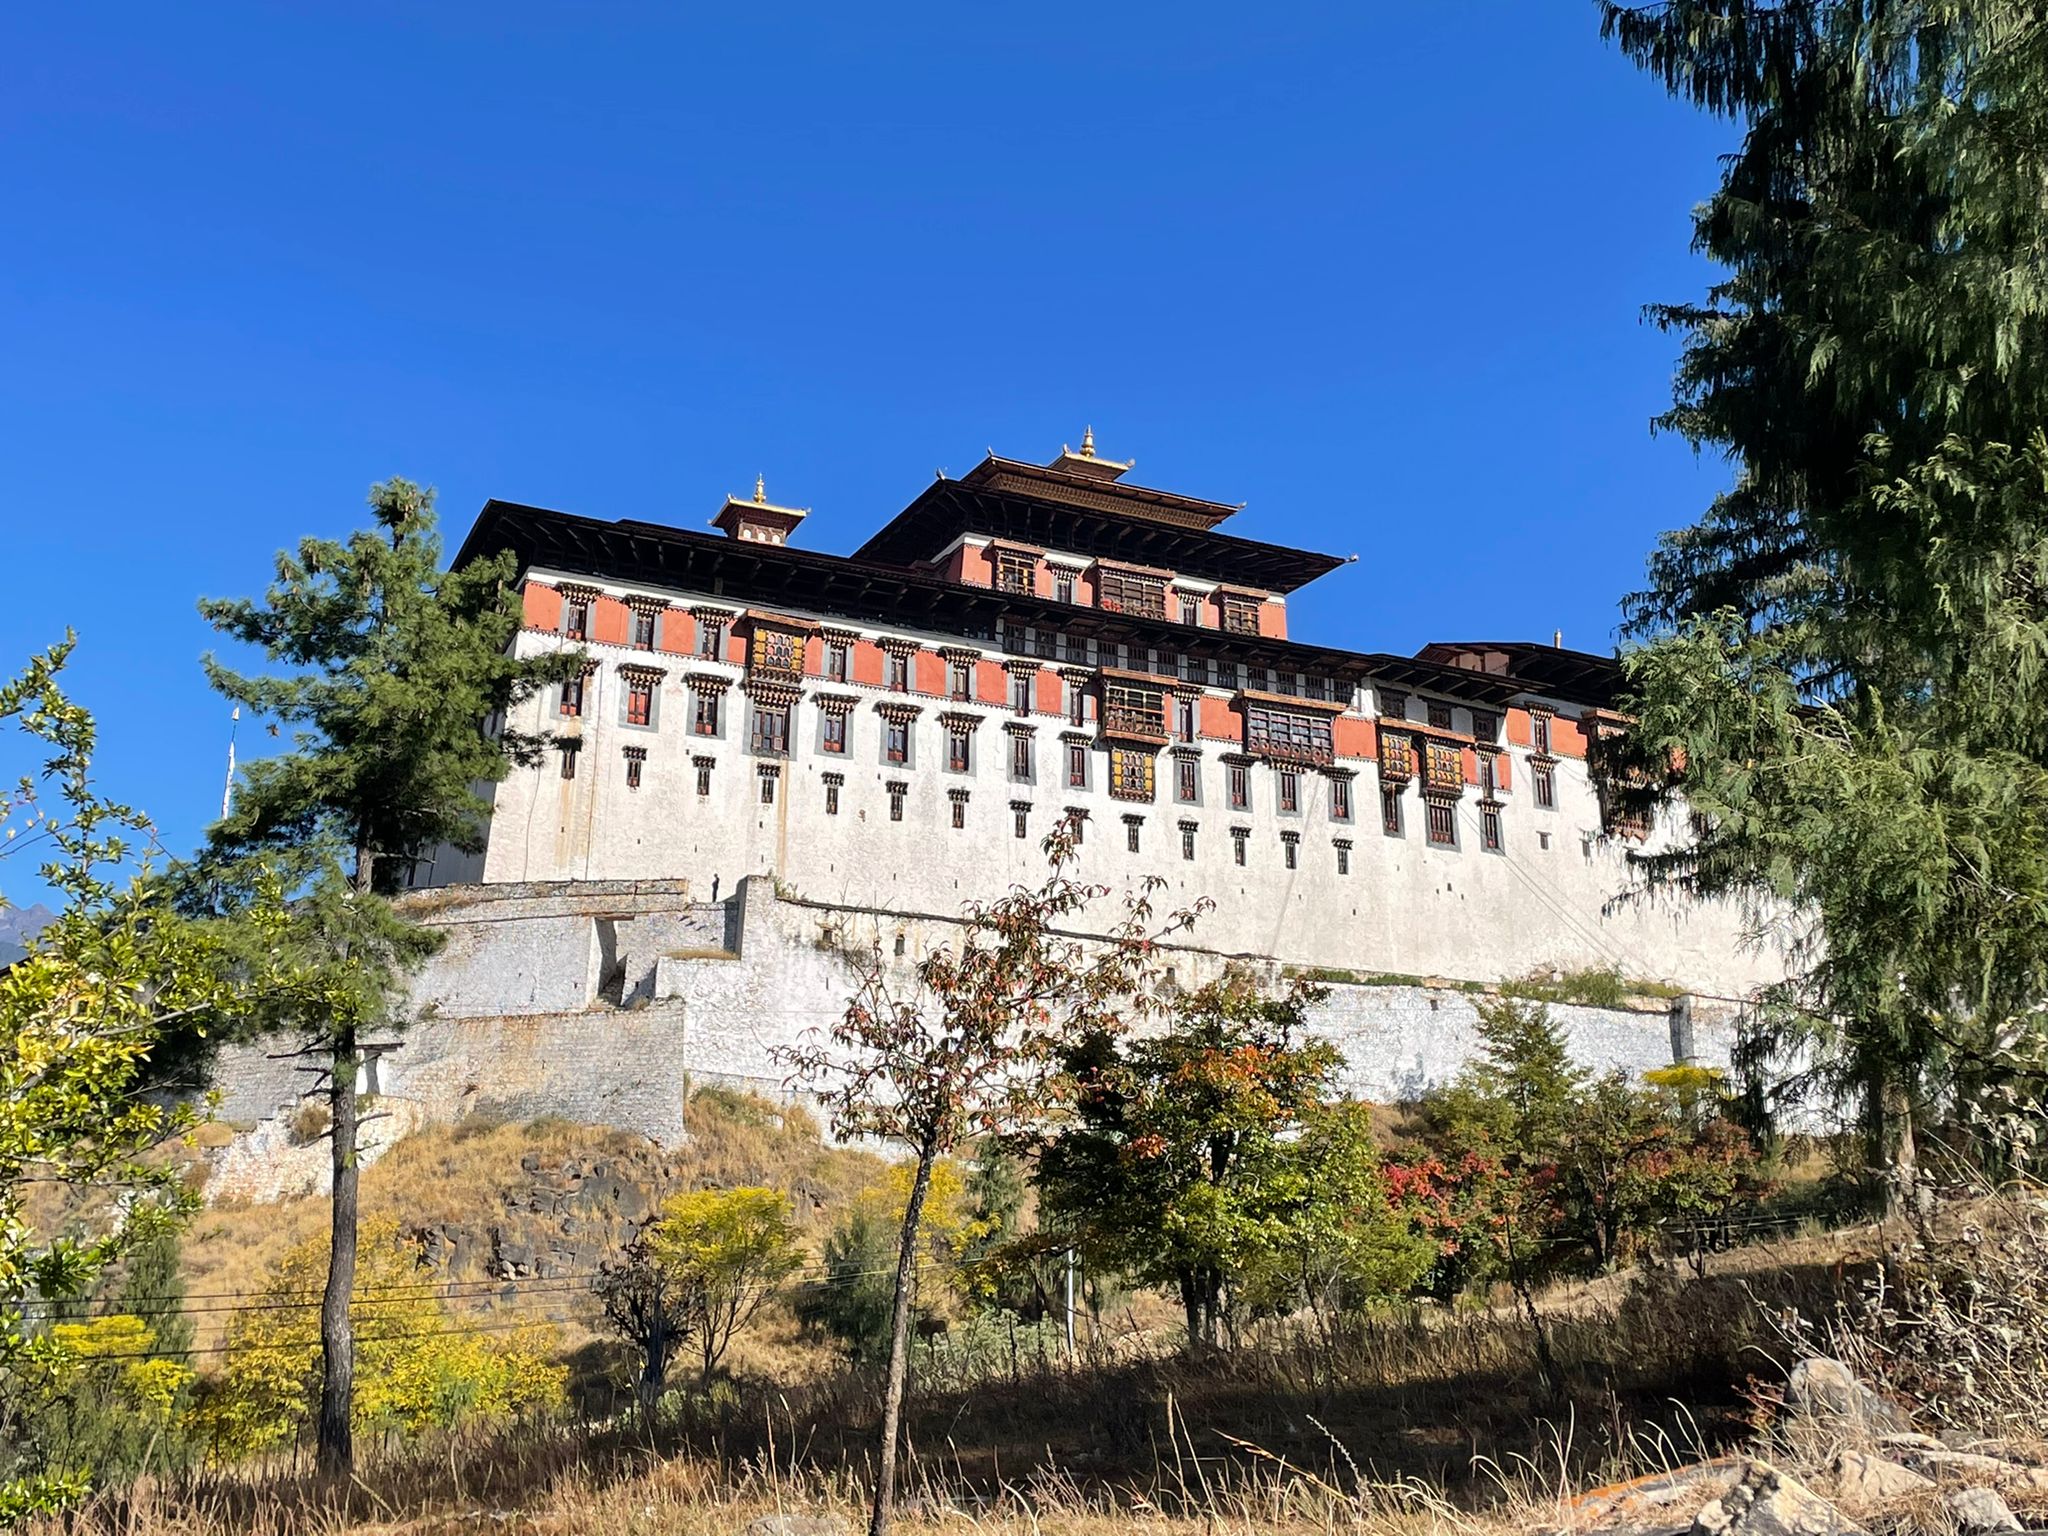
1829, 1451, 1933, 1506
1692, 1462, 1864, 1536
1783, 1358, 1905, 1435
743, 1516, 852, 1536
1942, 1485, 2023, 1532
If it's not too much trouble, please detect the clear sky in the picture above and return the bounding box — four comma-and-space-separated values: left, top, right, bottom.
0, 1, 1736, 900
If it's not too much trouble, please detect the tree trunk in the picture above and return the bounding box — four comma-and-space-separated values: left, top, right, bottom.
316, 1020, 359, 1478
869, 1145, 935, 1536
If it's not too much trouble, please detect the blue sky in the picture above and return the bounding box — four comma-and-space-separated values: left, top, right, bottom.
1, 1, 1735, 901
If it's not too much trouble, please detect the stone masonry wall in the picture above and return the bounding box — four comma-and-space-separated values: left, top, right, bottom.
203, 876, 1739, 1201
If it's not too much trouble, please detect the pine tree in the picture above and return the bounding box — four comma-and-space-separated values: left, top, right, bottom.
196, 479, 578, 1476
1599, 2, 2048, 1183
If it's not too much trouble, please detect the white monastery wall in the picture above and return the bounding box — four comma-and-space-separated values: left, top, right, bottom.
421, 609, 1788, 1002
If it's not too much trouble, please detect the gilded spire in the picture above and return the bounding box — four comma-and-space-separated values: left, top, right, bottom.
1080, 425, 1096, 459
754, 474, 766, 504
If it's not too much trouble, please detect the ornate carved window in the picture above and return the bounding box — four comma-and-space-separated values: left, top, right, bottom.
1279, 767, 1300, 813
750, 626, 805, 679
1379, 730, 1416, 783
623, 745, 645, 791
1228, 761, 1250, 810
996, 550, 1036, 595
628, 601, 662, 651
822, 771, 843, 815
1531, 709, 1553, 755
626, 675, 654, 727
1334, 838, 1351, 875
1422, 741, 1464, 797
1124, 814, 1143, 853
1096, 567, 1166, 618
1102, 680, 1167, 741
1245, 703, 1333, 767
1222, 596, 1259, 635
1108, 747, 1156, 802
1533, 760, 1557, 809
1178, 592, 1202, 627
695, 613, 726, 660
1481, 805, 1503, 851
1380, 689, 1409, 723
560, 584, 598, 641
1231, 825, 1249, 864
1053, 569, 1075, 605
1176, 755, 1199, 803
1427, 701, 1454, 731
1180, 820, 1197, 860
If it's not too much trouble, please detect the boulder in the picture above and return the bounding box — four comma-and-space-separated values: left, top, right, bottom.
1692, 1462, 1863, 1536
1942, 1486, 2022, 1532
1783, 1358, 1904, 1434
1829, 1452, 1933, 1506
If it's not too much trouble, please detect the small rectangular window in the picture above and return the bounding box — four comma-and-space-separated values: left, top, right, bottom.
1282, 833, 1298, 870
1067, 743, 1088, 788
1010, 672, 1033, 715
1126, 818, 1141, 853
563, 595, 590, 641
1222, 596, 1258, 635
626, 677, 654, 727
1472, 711, 1498, 745
1482, 805, 1502, 851
1180, 824, 1196, 861
1054, 571, 1075, 605
695, 760, 712, 797
1014, 806, 1029, 840
1534, 761, 1556, 809
1335, 841, 1350, 875
1066, 809, 1085, 845
1381, 785, 1404, 837
824, 775, 841, 815
1010, 734, 1033, 781
885, 721, 909, 764
759, 770, 776, 806
692, 690, 719, 736
1426, 800, 1456, 847
949, 661, 972, 700
1064, 678, 1086, 726
822, 713, 846, 754
1232, 827, 1248, 866
826, 643, 849, 683
1428, 702, 1453, 731
1175, 698, 1196, 743
1279, 768, 1300, 813
951, 796, 966, 829
1331, 777, 1351, 821
1178, 593, 1201, 627
887, 653, 909, 693
1228, 763, 1249, 810
623, 749, 644, 790
889, 785, 906, 822
697, 618, 724, 660
948, 728, 971, 773
560, 674, 585, 718
1176, 756, 1198, 803
559, 741, 579, 780
1532, 713, 1552, 755
631, 608, 657, 650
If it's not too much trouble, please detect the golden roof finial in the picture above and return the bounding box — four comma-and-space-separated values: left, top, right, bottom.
754, 474, 766, 504
1080, 425, 1096, 459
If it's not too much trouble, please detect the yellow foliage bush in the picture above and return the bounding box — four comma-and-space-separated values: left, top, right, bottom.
191, 1218, 564, 1460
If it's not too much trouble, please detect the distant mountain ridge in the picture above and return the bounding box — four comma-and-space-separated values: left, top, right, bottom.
0, 903, 55, 967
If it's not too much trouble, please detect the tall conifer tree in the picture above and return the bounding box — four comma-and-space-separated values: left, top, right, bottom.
1601, 3, 2048, 1179
198, 480, 577, 1474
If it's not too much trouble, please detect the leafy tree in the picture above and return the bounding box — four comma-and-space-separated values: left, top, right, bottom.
194, 479, 580, 1474
594, 1232, 693, 1416
0, 641, 250, 1515
784, 828, 1199, 1536
1422, 998, 1587, 1163
195, 1218, 564, 1458
646, 1186, 805, 1385
1035, 970, 1412, 1348
794, 1159, 980, 1364
1598, 1, 2048, 1187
